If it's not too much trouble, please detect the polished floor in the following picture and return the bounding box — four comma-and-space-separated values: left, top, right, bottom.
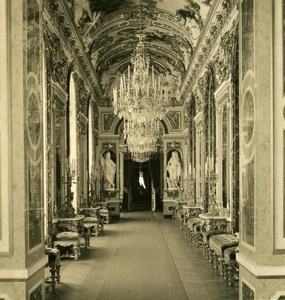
46, 211, 238, 300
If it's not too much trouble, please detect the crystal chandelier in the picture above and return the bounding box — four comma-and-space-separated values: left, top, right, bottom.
112, 1, 169, 162
113, 34, 170, 123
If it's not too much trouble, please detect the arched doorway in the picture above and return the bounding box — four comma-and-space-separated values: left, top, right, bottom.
122, 152, 162, 212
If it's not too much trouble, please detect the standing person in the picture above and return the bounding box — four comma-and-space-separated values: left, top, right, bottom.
101, 151, 116, 189
166, 150, 181, 189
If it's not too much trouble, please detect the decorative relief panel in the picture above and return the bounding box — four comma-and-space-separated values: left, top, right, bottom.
213, 26, 238, 86
24, 0, 44, 252
43, 30, 69, 90
27, 90, 41, 148
29, 281, 43, 300
102, 112, 117, 132
242, 281, 254, 300
74, 73, 89, 117
166, 111, 181, 131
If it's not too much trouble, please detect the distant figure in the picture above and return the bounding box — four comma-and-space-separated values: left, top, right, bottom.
139, 171, 146, 189
101, 151, 116, 190
166, 151, 181, 189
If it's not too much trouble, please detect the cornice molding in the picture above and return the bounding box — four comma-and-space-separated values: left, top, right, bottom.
43, 0, 103, 100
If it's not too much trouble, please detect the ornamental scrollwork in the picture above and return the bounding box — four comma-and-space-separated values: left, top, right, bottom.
213, 27, 238, 86
74, 74, 89, 117
44, 30, 69, 90
103, 113, 117, 132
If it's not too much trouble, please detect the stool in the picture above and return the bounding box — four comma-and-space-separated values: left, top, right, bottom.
209, 234, 239, 275
186, 217, 200, 242
54, 231, 81, 260
201, 229, 226, 260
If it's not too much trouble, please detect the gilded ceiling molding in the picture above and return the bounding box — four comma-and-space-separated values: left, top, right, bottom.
43, 0, 103, 99
180, 0, 238, 99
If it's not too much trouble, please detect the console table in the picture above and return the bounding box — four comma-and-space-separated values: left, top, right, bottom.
199, 213, 228, 232
182, 206, 203, 225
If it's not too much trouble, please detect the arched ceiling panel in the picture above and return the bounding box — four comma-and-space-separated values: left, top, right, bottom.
67, 0, 213, 101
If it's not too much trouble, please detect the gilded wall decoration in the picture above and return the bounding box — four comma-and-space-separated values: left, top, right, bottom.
213, 26, 238, 86
74, 74, 89, 116
24, 0, 44, 252
103, 113, 117, 132
166, 112, 181, 131
43, 31, 69, 90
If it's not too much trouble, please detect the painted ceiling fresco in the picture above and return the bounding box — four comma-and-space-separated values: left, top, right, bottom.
67, 0, 213, 99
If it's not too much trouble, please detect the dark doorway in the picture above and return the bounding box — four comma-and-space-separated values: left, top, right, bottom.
132, 162, 151, 211
122, 153, 162, 212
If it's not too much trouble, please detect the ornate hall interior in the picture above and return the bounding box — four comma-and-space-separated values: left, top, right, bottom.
0, 0, 285, 299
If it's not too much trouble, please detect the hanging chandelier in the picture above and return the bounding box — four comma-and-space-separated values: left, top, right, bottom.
112, 2, 169, 162
125, 119, 160, 163
113, 34, 170, 123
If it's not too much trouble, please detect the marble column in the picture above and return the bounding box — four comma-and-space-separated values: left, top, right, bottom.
0, 1, 47, 298
237, 0, 285, 299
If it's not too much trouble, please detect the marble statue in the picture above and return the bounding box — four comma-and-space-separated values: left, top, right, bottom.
101, 151, 116, 190
166, 151, 182, 189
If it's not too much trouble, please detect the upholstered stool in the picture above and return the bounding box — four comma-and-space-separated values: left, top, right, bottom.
224, 246, 239, 286
54, 231, 81, 260
209, 234, 239, 274
186, 217, 200, 242
200, 229, 226, 259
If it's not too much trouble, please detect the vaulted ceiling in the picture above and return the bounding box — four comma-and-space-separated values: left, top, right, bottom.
65, 0, 213, 99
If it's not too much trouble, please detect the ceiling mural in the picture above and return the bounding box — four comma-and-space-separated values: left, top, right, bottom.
66, 0, 213, 103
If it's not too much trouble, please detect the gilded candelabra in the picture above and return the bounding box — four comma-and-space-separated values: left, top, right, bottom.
206, 168, 219, 216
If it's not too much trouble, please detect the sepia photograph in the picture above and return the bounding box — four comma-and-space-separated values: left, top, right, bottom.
0, 0, 284, 299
